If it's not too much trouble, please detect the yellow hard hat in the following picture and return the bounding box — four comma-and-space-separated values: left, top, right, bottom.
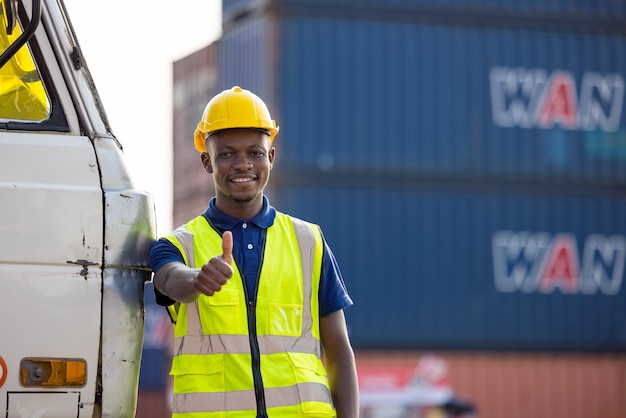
194, 86, 279, 152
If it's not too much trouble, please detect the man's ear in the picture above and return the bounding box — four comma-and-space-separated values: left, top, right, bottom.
268, 147, 276, 168
200, 152, 213, 173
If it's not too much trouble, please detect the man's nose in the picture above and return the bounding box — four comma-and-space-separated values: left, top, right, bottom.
233, 153, 252, 168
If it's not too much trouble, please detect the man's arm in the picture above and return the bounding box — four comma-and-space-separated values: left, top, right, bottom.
153, 231, 234, 302
153, 261, 201, 303
320, 310, 359, 418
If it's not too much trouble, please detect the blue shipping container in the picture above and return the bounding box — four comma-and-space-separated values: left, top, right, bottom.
268, 184, 626, 351
222, 0, 626, 24
220, 15, 626, 185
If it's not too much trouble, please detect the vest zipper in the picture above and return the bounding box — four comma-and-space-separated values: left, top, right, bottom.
243, 232, 268, 418
247, 300, 267, 418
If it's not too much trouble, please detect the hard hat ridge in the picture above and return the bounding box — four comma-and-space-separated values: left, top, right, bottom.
194, 86, 279, 152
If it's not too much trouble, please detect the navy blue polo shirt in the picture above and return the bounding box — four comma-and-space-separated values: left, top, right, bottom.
149, 196, 352, 317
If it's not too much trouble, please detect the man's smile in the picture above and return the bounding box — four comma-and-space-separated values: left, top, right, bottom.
231, 175, 256, 183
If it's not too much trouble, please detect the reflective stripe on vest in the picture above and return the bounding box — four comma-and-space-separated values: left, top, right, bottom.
173, 381, 331, 413
165, 213, 334, 417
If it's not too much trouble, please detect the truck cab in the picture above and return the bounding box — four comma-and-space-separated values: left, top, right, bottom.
0, 0, 156, 416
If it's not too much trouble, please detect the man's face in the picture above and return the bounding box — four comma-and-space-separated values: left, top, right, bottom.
201, 128, 275, 216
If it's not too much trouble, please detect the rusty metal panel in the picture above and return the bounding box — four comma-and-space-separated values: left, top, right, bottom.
356, 351, 626, 418
136, 390, 171, 418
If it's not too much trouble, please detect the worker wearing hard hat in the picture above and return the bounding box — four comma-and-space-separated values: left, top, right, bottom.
149, 86, 359, 417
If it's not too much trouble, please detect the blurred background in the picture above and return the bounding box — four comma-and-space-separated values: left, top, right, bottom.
73, 0, 626, 417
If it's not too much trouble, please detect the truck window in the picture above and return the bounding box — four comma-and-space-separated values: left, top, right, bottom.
0, 10, 49, 121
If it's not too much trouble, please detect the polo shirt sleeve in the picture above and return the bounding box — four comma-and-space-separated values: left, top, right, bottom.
318, 239, 353, 317
148, 238, 185, 306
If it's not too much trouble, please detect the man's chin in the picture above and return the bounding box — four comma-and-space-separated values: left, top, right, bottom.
232, 196, 254, 204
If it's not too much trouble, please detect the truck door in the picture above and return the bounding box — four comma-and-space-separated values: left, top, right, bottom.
0, 0, 155, 417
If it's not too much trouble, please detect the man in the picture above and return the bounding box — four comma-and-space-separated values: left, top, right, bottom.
149, 86, 359, 417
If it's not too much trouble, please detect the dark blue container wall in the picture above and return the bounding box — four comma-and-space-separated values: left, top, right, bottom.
218, 15, 274, 105
269, 185, 626, 350
278, 18, 626, 184
223, 0, 626, 22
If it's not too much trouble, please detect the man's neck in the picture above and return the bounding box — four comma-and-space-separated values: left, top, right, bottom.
215, 197, 263, 220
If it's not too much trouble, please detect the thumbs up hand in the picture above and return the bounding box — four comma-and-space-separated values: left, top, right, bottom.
193, 231, 234, 296
221, 230, 233, 266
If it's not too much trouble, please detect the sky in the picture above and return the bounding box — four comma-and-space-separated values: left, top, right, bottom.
62, 0, 222, 235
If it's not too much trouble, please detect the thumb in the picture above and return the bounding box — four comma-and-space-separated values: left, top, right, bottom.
221, 230, 233, 265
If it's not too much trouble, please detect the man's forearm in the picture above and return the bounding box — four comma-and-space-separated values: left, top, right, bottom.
153, 262, 200, 303
329, 351, 359, 418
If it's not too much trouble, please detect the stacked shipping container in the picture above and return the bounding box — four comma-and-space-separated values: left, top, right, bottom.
171, 44, 220, 228
182, 0, 626, 416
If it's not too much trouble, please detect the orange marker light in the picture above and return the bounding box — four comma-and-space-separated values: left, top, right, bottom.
20, 358, 86, 387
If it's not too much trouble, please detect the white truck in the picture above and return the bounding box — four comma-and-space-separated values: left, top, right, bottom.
0, 0, 156, 416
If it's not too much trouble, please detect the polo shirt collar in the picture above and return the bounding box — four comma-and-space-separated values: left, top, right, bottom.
205, 196, 276, 230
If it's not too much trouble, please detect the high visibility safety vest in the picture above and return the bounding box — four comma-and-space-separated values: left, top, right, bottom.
163, 212, 336, 418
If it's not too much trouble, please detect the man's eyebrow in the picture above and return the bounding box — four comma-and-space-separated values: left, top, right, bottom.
245, 144, 267, 150
214, 143, 235, 151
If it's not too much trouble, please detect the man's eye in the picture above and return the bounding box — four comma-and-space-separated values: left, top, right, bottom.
251, 151, 265, 157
